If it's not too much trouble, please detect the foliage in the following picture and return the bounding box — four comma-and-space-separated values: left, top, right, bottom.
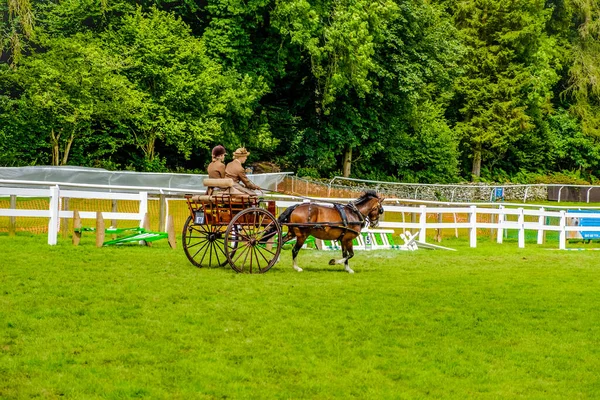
104, 6, 267, 166
1, 33, 142, 166
447, 0, 560, 178
1, 0, 600, 183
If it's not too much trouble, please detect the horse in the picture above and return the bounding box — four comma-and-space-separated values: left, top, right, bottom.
277, 190, 384, 273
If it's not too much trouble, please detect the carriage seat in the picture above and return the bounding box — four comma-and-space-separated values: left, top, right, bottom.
204, 178, 234, 196
204, 178, 233, 189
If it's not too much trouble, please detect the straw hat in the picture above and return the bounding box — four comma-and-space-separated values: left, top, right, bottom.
233, 147, 250, 158
211, 145, 227, 158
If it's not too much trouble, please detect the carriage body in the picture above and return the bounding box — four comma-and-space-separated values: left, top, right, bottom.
182, 179, 281, 273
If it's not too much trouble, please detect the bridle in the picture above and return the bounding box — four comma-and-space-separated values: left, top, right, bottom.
366, 197, 384, 228
350, 196, 384, 228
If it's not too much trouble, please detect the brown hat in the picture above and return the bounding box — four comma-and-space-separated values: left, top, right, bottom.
212, 145, 226, 158
233, 147, 250, 158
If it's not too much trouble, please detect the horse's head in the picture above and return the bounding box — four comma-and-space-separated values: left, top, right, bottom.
366, 196, 384, 228
354, 191, 385, 228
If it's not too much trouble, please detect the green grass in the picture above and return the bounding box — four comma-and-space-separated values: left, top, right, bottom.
1, 234, 599, 399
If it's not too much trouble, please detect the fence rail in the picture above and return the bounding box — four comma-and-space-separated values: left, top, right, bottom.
2, 186, 600, 250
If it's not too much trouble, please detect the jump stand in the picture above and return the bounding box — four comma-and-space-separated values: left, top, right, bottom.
72, 211, 176, 248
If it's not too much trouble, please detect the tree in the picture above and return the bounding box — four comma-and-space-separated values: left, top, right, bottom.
104, 6, 267, 169
564, 0, 600, 137
4, 33, 143, 165
1, 0, 35, 65
447, 0, 559, 179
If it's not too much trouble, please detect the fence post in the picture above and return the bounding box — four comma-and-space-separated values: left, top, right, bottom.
61, 197, 70, 239
559, 210, 566, 250
436, 209, 443, 242
489, 209, 495, 241
518, 207, 525, 248
497, 205, 504, 244
419, 205, 427, 243
48, 185, 60, 245
111, 199, 118, 228
9, 195, 16, 236
537, 207, 545, 244
558, 186, 564, 202
159, 192, 167, 232
139, 192, 148, 228
469, 205, 477, 248
453, 213, 459, 238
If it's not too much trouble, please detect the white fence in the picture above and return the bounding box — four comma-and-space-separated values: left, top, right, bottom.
2, 186, 600, 249
0, 186, 148, 245
377, 204, 599, 250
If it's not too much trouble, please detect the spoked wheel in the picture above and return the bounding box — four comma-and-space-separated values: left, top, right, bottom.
224, 208, 282, 274
182, 216, 237, 268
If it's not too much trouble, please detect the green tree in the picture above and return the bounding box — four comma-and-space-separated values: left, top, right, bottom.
3, 34, 143, 165
447, 0, 559, 179
272, 0, 461, 181
1, 0, 35, 65
564, 0, 600, 137
105, 6, 267, 169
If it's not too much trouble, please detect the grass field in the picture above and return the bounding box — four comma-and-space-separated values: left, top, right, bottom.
1, 234, 599, 399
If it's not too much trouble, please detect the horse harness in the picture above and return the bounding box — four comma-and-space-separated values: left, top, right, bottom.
302, 201, 366, 241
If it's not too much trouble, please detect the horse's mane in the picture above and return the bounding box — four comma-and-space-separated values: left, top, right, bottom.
353, 190, 378, 205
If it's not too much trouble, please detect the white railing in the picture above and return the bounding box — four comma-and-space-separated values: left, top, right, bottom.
3, 187, 600, 249
0, 186, 148, 245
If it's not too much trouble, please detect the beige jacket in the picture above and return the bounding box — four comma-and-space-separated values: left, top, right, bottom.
207, 160, 226, 179
225, 159, 259, 190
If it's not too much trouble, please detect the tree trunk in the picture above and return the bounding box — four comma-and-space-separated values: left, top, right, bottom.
143, 134, 156, 161
61, 131, 75, 165
50, 128, 60, 166
342, 145, 352, 177
471, 144, 482, 179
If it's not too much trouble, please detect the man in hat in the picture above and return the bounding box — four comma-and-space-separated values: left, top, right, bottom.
225, 147, 261, 195
207, 145, 227, 179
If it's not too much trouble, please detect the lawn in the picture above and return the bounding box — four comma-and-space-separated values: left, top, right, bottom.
1, 234, 599, 399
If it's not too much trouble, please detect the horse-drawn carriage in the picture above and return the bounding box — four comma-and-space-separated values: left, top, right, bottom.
183, 178, 385, 274
182, 178, 281, 274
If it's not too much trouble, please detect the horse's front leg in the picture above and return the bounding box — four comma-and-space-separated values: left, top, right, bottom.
328, 240, 355, 274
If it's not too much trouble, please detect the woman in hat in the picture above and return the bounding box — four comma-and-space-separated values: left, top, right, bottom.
225, 147, 261, 195
207, 145, 227, 179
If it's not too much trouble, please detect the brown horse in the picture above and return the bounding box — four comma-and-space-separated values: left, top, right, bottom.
277, 190, 384, 273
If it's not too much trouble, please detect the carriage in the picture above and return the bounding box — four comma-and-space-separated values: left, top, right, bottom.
182, 178, 385, 274
182, 178, 282, 274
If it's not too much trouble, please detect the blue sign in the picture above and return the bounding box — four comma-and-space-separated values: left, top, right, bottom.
567, 210, 600, 239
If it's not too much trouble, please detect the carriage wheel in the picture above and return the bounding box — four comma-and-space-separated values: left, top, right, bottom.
182, 216, 237, 268
224, 208, 282, 274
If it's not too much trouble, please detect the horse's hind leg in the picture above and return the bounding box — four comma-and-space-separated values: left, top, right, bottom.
292, 235, 307, 272
344, 245, 355, 274
328, 241, 355, 273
